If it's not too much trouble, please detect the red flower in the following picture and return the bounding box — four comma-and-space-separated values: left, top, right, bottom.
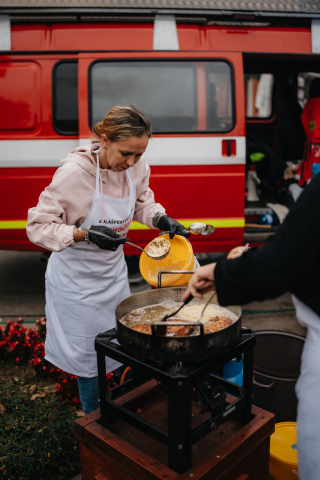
15, 357, 20, 363
43, 365, 47, 371
56, 384, 63, 392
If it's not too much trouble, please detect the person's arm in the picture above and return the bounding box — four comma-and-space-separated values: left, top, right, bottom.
27, 191, 77, 252
186, 173, 320, 305
215, 173, 320, 306
27, 165, 85, 252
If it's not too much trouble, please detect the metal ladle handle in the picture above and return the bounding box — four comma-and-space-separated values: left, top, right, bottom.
124, 240, 151, 257
83, 228, 164, 259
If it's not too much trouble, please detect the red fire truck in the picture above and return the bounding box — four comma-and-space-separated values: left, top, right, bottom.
0, 2, 319, 255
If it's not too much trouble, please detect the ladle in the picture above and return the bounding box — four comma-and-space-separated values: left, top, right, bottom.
159, 223, 215, 237
189, 223, 215, 235
83, 228, 170, 260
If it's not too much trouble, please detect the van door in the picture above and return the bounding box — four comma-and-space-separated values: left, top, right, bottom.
78, 51, 245, 254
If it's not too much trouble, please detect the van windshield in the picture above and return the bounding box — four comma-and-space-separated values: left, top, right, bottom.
90, 60, 234, 133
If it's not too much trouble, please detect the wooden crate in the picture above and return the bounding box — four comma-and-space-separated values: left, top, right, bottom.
75, 380, 275, 480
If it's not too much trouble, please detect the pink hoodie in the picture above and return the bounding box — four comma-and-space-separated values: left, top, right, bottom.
26, 142, 165, 252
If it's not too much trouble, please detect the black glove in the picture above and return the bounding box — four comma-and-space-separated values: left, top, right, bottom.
155, 215, 190, 240
88, 225, 128, 251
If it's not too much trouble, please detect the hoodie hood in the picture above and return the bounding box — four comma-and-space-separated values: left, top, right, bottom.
59, 140, 149, 187
60, 141, 102, 177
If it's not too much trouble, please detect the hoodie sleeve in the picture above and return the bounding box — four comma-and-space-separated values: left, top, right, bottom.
133, 159, 166, 228
26, 164, 79, 252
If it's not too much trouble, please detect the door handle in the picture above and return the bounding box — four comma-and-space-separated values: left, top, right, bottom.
222, 139, 236, 156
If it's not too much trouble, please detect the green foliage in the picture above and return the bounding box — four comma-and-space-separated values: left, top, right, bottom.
0, 379, 81, 480
0, 319, 81, 406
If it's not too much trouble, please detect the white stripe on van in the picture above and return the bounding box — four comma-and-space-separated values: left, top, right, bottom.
0, 137, 245, 167
145, 136, 245, 166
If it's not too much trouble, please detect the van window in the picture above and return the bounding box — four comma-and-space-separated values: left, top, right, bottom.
90, 61, 234, 133
245, 73, 274, 118
0, 62, 40, 131
53, 61, 79, 135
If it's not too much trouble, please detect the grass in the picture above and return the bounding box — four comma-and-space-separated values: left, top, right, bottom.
0, 367, 81, 480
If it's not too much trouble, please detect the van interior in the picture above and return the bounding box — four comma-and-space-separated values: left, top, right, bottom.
242, 55, 320, 243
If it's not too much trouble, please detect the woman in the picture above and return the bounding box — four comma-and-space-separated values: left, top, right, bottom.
27, 105, 189, 414
185, 172, 320, 480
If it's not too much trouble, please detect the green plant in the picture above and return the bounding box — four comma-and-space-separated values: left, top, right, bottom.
0, 379, 81, 480
0, 319, 118, 407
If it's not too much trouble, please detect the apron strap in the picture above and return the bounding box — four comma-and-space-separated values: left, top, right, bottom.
126, 168, 133, 185
92, 148, 104, 225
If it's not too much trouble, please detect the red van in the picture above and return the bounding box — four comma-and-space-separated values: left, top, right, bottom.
0, 5, 318, 255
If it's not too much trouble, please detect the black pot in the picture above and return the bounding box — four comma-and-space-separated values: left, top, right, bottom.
115, 287, 242, 362
252, 330, 305, 422
253, 370, 299, 422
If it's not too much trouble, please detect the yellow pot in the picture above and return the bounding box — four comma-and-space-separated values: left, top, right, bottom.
270, 422, 299, 480
139, 234, 196, 288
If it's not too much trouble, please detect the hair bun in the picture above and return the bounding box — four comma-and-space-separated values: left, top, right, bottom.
93, 121, 103, 137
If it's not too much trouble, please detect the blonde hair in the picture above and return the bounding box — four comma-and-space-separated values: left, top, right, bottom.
92, 105, 152, 142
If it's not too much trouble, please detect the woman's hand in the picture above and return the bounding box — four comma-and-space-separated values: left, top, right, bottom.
155, 215, 190, 239
184, 263, 216, 299
87, 225, 128, 251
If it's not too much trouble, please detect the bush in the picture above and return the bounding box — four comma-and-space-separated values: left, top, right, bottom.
0, 379, 80, 480
0, 318, 119, 406
0, 319, 120, 479
0, 318, 42, 365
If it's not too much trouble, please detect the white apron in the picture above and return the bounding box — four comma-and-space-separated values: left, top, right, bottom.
292, 294, 320, 480
45, 148, 135, 377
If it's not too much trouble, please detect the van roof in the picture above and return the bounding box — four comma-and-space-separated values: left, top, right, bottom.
1, 0, 320, 18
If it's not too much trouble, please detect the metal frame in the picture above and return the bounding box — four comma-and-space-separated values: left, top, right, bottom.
158, 269, 194, 288
95, 327, 255, 474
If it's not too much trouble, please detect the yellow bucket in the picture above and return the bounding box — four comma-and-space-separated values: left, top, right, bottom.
270, 422, 299, 480
139, 234, 196, 288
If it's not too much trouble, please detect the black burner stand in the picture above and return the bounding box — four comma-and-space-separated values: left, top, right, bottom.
95, 328, 255, 474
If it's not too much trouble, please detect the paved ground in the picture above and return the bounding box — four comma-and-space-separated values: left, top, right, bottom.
0, 250, 306, 480
0, 250, 151, 327
0, 250, 306, 338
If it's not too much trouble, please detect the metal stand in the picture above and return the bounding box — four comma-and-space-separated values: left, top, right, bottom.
95, 328, 255, 474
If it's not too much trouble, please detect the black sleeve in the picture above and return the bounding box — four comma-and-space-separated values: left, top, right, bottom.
215, 174, 320, 306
